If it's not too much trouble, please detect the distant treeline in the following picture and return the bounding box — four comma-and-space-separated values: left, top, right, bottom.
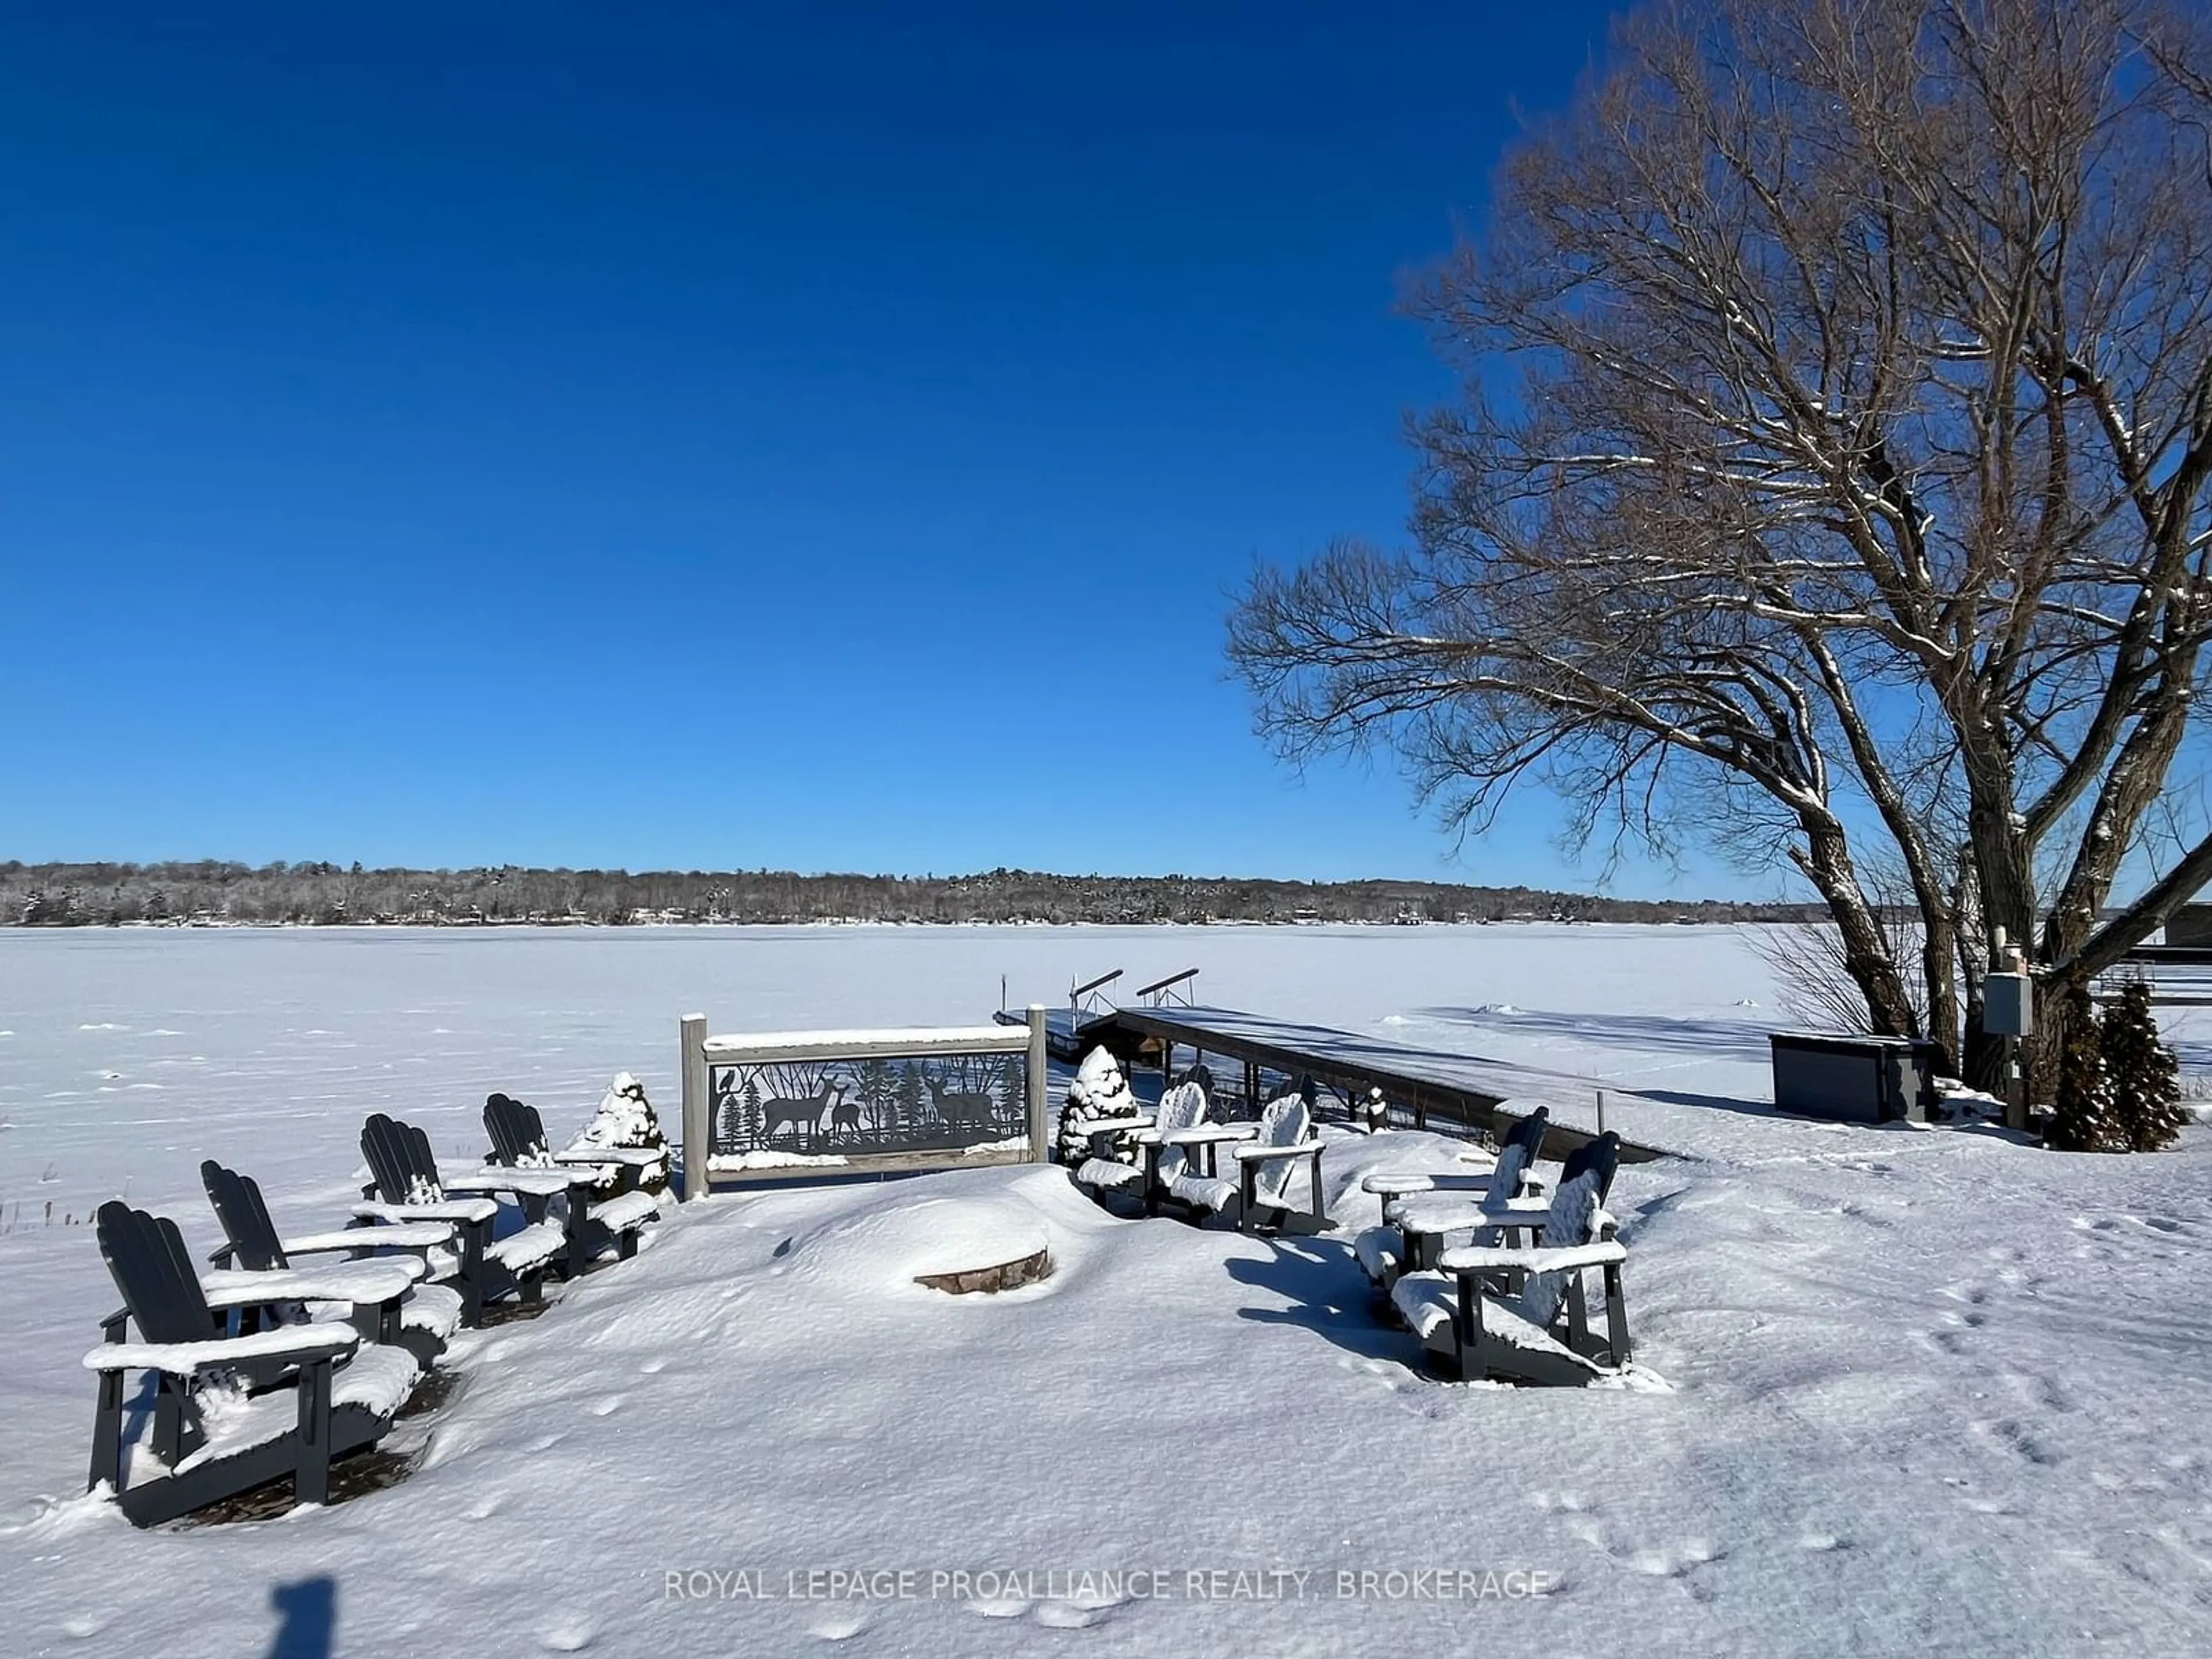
0, 861, 1824, 928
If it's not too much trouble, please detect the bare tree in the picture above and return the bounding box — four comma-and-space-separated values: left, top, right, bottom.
1230, 0, 2212, 1095
1742, 858, 1934, 1037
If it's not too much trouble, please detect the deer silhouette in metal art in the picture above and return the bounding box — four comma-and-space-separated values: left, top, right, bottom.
760, 1080, 846, 1150
926, 1074, 997, 1137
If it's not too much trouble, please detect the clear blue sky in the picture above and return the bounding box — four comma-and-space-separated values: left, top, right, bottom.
2, 2, 1758, 897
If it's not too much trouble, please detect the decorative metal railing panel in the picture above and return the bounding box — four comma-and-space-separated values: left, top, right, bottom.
708, 1050, 1029, 1164
678, 1012, 1048, 1195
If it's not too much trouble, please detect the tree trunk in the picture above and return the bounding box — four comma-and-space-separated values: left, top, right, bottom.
1793, 820, 1919, 1037
2024, 975, 2093, 1124
1949, 863, 2003, 1091
1919, 914, 1959, 1074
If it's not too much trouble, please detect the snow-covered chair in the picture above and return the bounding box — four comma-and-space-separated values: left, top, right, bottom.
1073, 1080, 1211, 1210
200, 1160, 463, 1368
1127, 1080, 1217, 1216
1070, 1143, 1147, 1207
1158, 1088, 1328, 1233
1353, 1107, 1550, 1289
1070, 1067, 1205, 1208
355, 1113, 570, 1324
1390, 1132, 1633, 1386
88, 1202, 421, 1526
482, 1093, 660, 1265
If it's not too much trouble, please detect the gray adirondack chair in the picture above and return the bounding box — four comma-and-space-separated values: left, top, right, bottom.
89, 1202, 420, 1525
1353, 1107, 1551, 1289
1157, 1085, 1329, 1233
1128, 1081, 1213, 1217
1071, 1080, 1205, 1209
480, 1093, 659, 1264
200, 1160, 463, 1366
355, 1113, 569, 1323
1390, 1132, 1633, 1385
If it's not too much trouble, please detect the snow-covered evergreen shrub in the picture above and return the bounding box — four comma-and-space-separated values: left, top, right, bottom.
2046, 984, 2123, 1153
570, 1072, 672, 1192
2100, 979, 2187, 1153
1056, 1047, 1135, 1164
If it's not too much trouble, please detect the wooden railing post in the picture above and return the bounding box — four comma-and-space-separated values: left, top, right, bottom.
680, 1012, 709, 1202
1026, 1004, 1049, 1162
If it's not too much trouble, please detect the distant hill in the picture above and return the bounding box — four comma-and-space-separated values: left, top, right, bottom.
0, 860, 1823, 928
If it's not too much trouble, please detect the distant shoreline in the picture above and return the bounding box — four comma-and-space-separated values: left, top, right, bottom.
0, 915, 1793, 932
0, 861, 1821, 930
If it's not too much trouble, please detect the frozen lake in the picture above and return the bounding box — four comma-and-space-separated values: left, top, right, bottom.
0, 922, 1815, 1228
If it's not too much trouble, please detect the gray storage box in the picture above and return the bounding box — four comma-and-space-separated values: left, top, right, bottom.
1769, 1032, 1942, 1124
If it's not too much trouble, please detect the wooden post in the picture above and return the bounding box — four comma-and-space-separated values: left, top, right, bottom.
2005, 1033, 2026, 1134
680, 1012, 709, 1202
1597, 1089, 1607, 1138
1026, 1004, 1049, 1162
1992, 927, 2030, 1132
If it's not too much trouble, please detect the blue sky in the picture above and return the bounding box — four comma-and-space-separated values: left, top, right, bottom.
2, 2, 1760, 897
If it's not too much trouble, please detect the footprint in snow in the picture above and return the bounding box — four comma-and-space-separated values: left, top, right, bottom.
530, 1431, 567, 1453
1565, 1516, 1609, 1551
807, 1609, 872, 1641
966, 1596, 1031, 1619
1339, 1353, 1411, 1392
1036, 1600, 1113, 1629
1627, 1539, 1721, 1579
588, 1395, 623, 1418
639, 1358, 667, 1375
1797, 1531, 1847, 1552
60, 1614, 106, 1639
1529, 1490, 1593, 1515
2006, 1372, 2073, 1415
1979, 1417, 2061, 1467
535, 1610, 598, 1651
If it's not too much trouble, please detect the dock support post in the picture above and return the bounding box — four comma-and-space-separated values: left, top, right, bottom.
680, 1012, 709, 1202
1026, 1004, 1049, 1162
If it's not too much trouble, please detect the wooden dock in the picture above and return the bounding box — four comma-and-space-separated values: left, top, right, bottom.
1073, 1003, 1673, 1163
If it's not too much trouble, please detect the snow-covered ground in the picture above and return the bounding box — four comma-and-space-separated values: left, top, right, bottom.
2, 924, 2209, 1656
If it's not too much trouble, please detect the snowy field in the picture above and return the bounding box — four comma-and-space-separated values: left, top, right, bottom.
2, 923, 2210, 1657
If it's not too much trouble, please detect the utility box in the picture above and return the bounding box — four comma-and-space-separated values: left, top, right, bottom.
1983, 972, 2034, 1037
1769, 1032, 1943, 1124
